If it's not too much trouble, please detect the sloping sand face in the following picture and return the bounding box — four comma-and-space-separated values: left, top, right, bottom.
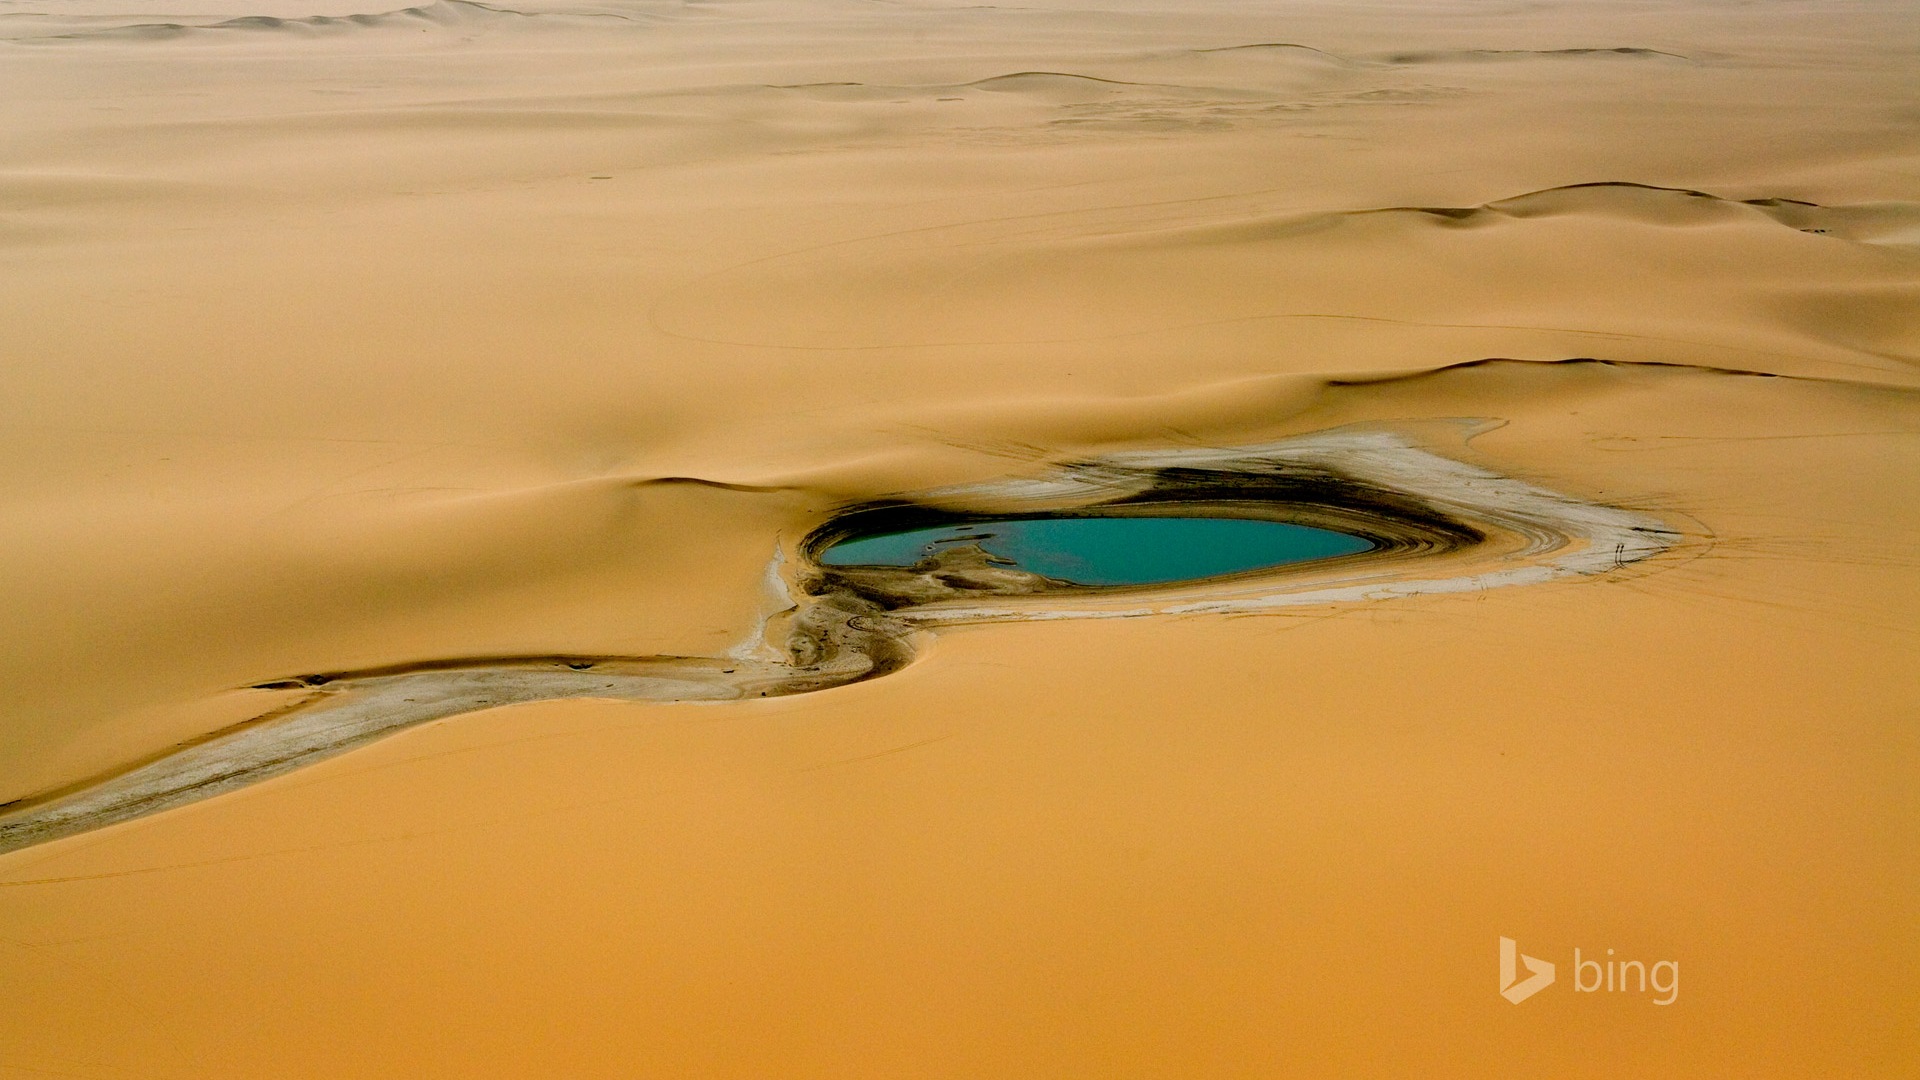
1, 0, 1915, 1075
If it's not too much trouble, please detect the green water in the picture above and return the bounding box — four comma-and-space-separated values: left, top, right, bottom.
819, 515, 1372, 587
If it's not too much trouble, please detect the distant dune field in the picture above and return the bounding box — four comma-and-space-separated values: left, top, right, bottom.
1, 1, 1915, 1076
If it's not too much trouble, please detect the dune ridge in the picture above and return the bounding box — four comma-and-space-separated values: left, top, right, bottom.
1298, 181, 1920, 245
16, 0, 644, 43
1375, 46, 1692, 64
646, 176, 1920, 367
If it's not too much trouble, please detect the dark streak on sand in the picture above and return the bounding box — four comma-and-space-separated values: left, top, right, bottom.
1325, 356, 1792, 388
1377, 47, 1691, 64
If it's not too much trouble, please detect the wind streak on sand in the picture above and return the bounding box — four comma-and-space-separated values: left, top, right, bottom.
0, 428, 1680, 855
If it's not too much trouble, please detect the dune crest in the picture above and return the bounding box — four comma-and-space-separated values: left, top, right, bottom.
1375, 46, 1691, 64
19, 0, 642, 43
1345, 181, 1920, 244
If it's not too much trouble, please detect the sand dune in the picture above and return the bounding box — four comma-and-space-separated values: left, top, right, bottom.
1180, 40, 1356, 66
0, 0, 1915, 1074
770, 71, 1276, 105
9, 0, 653, 42
1374, 46, 1693, 64
1355, 181, 1920, 246
648, 178, 1920, 374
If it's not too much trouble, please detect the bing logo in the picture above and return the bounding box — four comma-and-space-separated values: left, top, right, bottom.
1498, 936, 1556, 1004
1498, 936, 1679, 1005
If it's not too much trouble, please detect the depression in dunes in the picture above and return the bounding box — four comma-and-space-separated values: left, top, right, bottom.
1, 0, 1916, 1077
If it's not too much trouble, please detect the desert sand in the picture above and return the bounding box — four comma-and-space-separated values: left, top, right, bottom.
0, 0, 1915, 1075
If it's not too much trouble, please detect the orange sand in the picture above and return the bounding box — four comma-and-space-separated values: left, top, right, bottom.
1, 0, 1915, 1075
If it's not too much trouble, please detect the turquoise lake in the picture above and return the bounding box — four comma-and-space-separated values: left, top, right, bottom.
819, 516, 1373, 587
